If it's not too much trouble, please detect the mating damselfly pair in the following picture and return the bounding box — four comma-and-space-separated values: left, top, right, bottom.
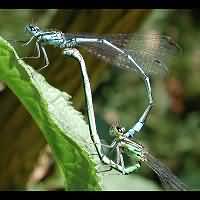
19, 24, 180, 138
15, 24, 187, 190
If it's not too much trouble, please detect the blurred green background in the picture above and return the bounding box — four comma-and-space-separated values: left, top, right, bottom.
0, 9, 199, 190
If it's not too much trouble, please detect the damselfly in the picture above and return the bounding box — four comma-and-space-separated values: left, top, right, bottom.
104, 125, 188, 191
18, 24, 180, 139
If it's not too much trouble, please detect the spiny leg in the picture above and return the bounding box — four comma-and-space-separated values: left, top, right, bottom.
89, 140, 116, 155
97, 144, 123, 175
18, 41, 41, 60
17, 35, 50, 72
96, 165, 113, 174
103, 144, 141, 175
37, 46, 50, 71
116, 145, 126, 175
118, 145, 141, 174
101, 139, 117, 149
97, 147, 141, 175
23, 36, 35, 46
89, 141, 116, 174
88, 139, 121, 170
124, 161, 141, 174
99, 142, 126, 175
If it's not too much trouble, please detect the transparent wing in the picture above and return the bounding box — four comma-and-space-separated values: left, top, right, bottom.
67, 32, 181, 75
143, 152, 188, 191
122, 33, 181, 75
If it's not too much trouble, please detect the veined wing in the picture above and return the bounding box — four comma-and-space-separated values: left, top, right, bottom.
143, 151, 188, 191
68, 32, 181, 75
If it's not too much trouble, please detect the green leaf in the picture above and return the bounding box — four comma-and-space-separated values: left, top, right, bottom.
0, 36, 101, 191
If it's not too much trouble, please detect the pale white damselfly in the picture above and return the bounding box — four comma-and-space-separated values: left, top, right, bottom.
18, 24, 180, 140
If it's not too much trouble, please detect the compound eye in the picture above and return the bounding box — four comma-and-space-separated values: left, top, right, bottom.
116, 126, 121, 132
29, 25, 35, 31
119, 127, 125, 133
29, 25, 39, 32
121, 127, 126, 133
116, 126, 125, 133
35, 27, 40, 31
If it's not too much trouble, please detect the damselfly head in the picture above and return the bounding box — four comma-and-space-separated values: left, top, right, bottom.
110, 125, 126, 138
116, 126, 126, 135
25, 24, 41, 36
